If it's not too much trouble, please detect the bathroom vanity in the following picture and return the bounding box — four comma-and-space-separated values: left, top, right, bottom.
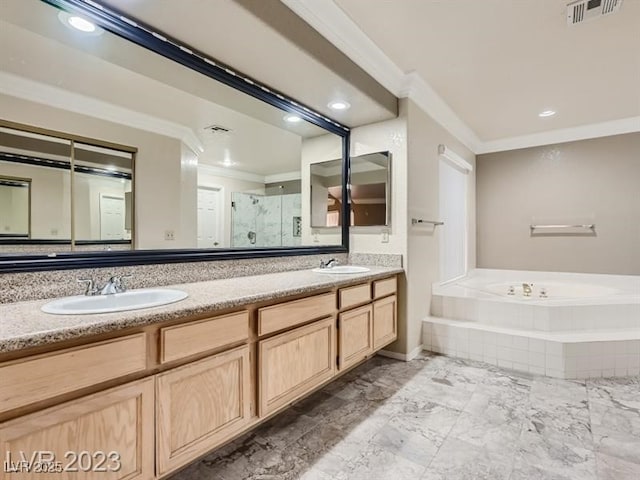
0, 268, 399, 479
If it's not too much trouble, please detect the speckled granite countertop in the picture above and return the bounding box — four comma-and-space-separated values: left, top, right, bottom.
0, 266, 402, 354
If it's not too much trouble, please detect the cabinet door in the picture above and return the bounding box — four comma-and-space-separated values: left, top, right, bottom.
258, 317, 335, 416
373, 295, 397, 349
156, 345, 252, 476
338, 304, 373, 371
0, 378, 154, 480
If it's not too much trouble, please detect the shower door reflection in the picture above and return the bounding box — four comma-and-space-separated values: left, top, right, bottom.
231, 192, 301, 247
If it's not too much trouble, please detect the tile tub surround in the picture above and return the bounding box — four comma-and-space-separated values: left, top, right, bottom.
423, 268, 640, 380
0, 266, 401, 353
168, 353, 640, 480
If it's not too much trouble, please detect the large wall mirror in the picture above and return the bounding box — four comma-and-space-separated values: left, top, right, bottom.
311, 151, 391, 228
0, 0, 349, 271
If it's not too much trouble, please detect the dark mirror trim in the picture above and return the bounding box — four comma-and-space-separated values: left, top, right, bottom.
0, 0, 351, 272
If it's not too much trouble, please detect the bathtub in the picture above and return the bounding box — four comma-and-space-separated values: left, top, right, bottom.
423, 269, 640, 379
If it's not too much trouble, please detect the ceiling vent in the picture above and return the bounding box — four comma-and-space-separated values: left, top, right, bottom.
204, 125, 233, 135
567, 0, 623, 26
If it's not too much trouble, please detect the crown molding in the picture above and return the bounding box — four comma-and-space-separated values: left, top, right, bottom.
478, 116, 640, 154
282, 0, 640, 155
0, 71, 204, 154
198, 163, 266, 184
264, 170, 302, 183
281, 0, 482, 153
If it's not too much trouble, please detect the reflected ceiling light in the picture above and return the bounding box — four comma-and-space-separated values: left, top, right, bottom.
58, 11, 103, 35
328, 100, 350, 111
68, 16, 96, 32
284, 114, 302, 123
538, 109, 556, 118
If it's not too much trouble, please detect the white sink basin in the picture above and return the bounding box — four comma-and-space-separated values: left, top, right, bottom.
41, 288, 188, 315
312, 265, 371, 274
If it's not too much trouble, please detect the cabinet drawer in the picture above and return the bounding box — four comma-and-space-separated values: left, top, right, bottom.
160, 311, 249, 364
258, 317, 335, 416
258, 292, 335, 336
339, 283, 371, 310
373, 295, 398, 349
373, 276, 397, 299
0, 333, 147, 414
156, 345, 252, 475
0, 377, 155, 480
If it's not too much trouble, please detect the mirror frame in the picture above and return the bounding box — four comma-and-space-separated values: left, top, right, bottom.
0, 0, 350, 272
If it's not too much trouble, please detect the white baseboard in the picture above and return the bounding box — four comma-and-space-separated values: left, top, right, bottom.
377, 344, 423, 362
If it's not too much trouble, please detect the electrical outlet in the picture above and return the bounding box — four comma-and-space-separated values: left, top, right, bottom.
164, 230, 175, 241
313, 233, 319, 243
381, 229, 389, 243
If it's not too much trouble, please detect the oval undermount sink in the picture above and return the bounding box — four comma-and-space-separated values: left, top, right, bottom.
41, 288, 188, 315
312, 265, 371, 274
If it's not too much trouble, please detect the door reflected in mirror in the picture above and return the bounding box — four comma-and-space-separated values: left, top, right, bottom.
310, 151, 391, 227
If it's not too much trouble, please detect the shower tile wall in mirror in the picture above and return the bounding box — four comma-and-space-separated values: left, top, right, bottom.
0, 0, 344, 256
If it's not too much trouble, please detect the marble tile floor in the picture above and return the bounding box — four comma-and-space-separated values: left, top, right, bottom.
170, 353, 640, 480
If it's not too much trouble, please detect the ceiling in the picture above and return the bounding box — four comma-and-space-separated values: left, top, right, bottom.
1, 0, 341, 176
286, 0, 640, 152
99, 0, 397, 128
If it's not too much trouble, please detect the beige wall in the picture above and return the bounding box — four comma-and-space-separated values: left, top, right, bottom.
476, 133, 640, 275
399, 99, 477, 355
0, 94, 196, 249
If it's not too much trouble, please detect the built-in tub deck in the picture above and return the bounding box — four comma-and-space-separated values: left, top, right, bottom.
423, 269, 640, 379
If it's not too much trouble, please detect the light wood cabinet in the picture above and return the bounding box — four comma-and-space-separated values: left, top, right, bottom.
258, 317, 335, 416
0, 377, 154, 480
3, 273, 398, 479
339, 283, 371, 310
0, 333, 147, 415
373, 295, 398, 349
338, 304, 373, 370
258, 292, 335, 336
373, 277, 397, 299
159, 311, 248, 364
155, 345, 252, 476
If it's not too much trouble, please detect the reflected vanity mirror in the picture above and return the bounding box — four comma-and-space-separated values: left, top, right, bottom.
311, 151, 390, 227
0, 0, 349, 270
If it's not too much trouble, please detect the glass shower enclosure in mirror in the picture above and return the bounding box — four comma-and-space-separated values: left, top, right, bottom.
0, 0, 348, 265
311, 151, 391, 227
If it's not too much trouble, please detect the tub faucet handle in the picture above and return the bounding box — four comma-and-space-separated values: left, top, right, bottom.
539, 287, 548, 298
507, 285, 515, 295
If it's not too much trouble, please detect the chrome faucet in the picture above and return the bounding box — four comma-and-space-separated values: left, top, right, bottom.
78, 275, 131, 296
319, 258, 337, 269
522, 283, 533, 297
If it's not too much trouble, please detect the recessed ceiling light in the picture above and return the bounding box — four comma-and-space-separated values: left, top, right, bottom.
538, 110, 556, 118
328, 100, 350, 111
68, 16, 96, 32
58, 11, 103, 35
284, 114, 302, 123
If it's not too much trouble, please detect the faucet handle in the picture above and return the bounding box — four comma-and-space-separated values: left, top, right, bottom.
77, 278, 95, 296
118, 274, 132, 292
